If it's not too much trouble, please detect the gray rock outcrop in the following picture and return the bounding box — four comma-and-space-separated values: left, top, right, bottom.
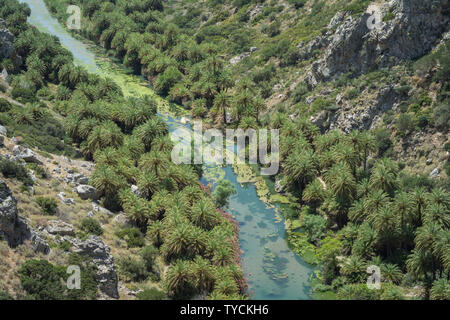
70, 235, 119, 299
305, 0, 449, 87
0, 180, 49, 253
12, 145, 42, 164
76, 184, 100, 200
46, 220, 75, 236
0, 19, 14, 60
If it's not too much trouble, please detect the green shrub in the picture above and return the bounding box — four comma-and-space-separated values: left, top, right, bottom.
396, 113, 415, 134
35, 197, 58, 215
291, 83, 309, 104
136, 288, 167, 300
432, 103, 449, 132
0, 98, 11, 112
303, 214, 327, 243
65, 253, 98, 300
140, 245, 159, 272
18, 259, 65, 300
11, 87, 37, 103
80, 218, 103, 236
0, 290, 13, 300
116, 227, 145, 248
118, 256, 148, 282
344, 88, 359, 100
0, 159, 34, 185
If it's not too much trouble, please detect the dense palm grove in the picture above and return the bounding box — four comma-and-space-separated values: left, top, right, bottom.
0, 0, 448, 300
0, 0, 246, 300
277, 119, 449, 299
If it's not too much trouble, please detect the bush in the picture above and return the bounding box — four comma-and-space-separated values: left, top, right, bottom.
0, 159, 33, 186
140, 245, 159, 272
433, 103, 450, 132
116, 227, 145, 248
396, 113, 415, 134
0, 290, 13, 300
64, 253, 98, 300
344, 88, 359, 100
136, 288, 167, 300
11, 87, 37, 103
118, 256, 148, 282
35, 197, 58, 215
0, 98, 11, 112
80, 218, 103, 236
212, 180, 236, 208
374, 128, 392, 156
18, 259, 65, 300
291, 83, 309, 104
303, 214, 326, 243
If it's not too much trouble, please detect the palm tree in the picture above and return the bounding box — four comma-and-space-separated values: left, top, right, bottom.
91, 164, 127, 198
381, 264, 403, 284
87, 121, 124, 156
137, 171, 160, 199
122, 135, 145, 163
302, 179, 326, 207
433, 230, 450, 274
139, 151, 169, 179
212, 91, 230, 125
426, 187, 450, 208
164, 260, 194, 298
134, 117, 169, 151
283, 148, 317, 190
190, 198, 221, 230
212, 245, 234, 267
364, 190, 389, 217
147, 220, 164, 247
151, 135, 174, 155
430, 278, 450, 300
324, 162, 357, 203
120, 190, 152, 229
372, 206, 399, 257
369, 158, 399, 196
410, 187, 427, 227
349, 131, 376, 171
356, 178, 371, 198
340, 255, 367, 284
424, 203, 450, 228
394, 191, 412, 229
163, 223, 197, 260
212, 276, 239, 296
331, 144, 360, 175
192, 256, 216, 292
414, 222, 443, 283
348, 199, 367, 224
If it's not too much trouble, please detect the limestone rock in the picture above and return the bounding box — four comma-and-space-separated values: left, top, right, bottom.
0, 180, 49, 253
0, 19, 14, 60
70, 235, 119, 299
76, 185, 100, 201
305, 0, 449, 88
46, 220, 75, 236
12, 145, 42, 164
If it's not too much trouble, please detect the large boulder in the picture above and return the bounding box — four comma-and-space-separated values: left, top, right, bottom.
0, 180, 49, 253
12, 145, 42, 164
46, 220, 75, 237
70, 235, 119, 299
76, 185, 100, 201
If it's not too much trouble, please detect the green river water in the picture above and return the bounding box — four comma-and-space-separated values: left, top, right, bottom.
19, 0, 314, 299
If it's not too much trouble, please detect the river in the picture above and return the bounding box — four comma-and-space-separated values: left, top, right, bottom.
19, 0, 314, 300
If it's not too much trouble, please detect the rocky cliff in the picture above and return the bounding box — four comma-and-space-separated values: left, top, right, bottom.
305, 0, 449, 87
